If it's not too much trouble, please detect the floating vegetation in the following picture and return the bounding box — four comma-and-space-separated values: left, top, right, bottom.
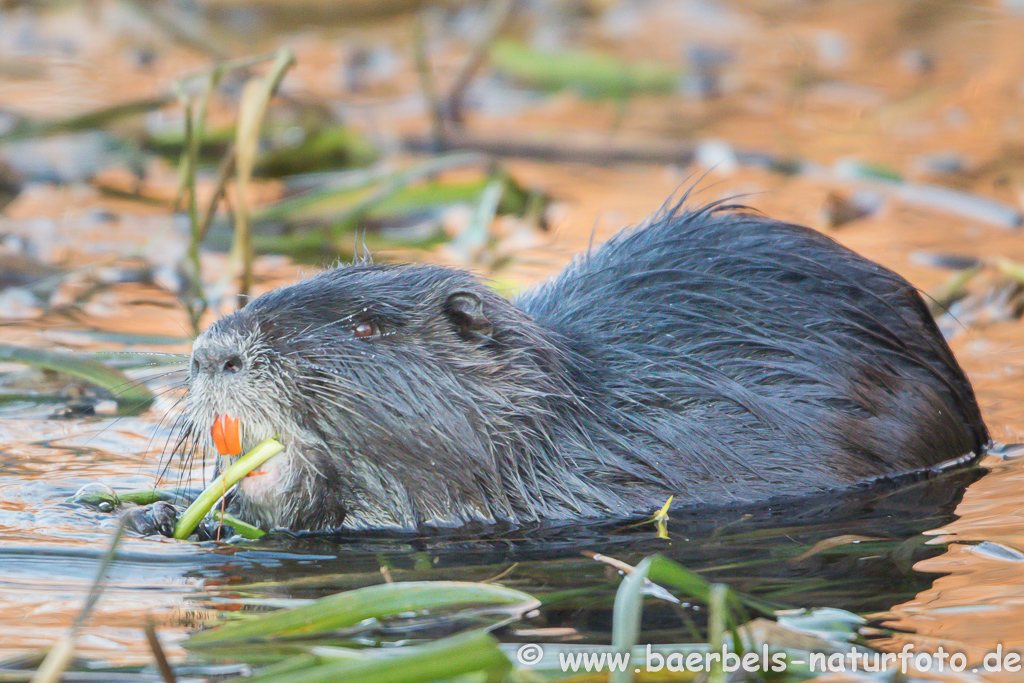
70, 484, 174, 512
0, 96, 175, 143
256, 125, 380, 177
490, 39, 682, 98
0, 344, 154, 414
922, 253, 1024, 332
18, 538, 893, 682
145, 112, 379, 177
186, 580, 540, 647
237, 154, 543, 263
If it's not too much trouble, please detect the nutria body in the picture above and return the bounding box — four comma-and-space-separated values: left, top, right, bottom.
178, 203, 988, 532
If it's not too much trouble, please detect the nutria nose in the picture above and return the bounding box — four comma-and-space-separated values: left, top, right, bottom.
191, 346, 244, 376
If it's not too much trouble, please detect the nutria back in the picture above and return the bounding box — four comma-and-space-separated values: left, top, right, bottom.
180, 203, 988, 532
518, 205, 987, 494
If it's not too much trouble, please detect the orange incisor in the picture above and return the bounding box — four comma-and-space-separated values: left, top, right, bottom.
211, 414, 241, 456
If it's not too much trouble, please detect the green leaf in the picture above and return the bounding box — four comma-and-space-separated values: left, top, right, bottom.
0, 344, 154, 414
491, 39, 680, 98
0, 95, 173, 142
256, 125, 379, 177
245, 630, 510, 683
213, 510, 266, 539
185, 580, 539, 647
647, 555, 776, 615
610, 556, 654, 683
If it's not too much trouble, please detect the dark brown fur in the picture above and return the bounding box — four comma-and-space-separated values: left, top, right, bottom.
175, 203, 988, 532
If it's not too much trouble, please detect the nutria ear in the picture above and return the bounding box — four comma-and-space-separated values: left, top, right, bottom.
444, 291, 493, 339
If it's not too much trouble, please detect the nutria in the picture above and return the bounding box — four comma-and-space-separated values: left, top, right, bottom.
169, 201, 988, 533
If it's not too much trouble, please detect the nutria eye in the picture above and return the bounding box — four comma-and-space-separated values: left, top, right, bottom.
222, 355, 243, 373
353, 321, 378, 339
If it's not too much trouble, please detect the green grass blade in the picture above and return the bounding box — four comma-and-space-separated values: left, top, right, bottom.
186, 580, 539, 647
69, 487, 174, 508
708, 584, 728, 683
647, 555, 776, 615
253, 159, 453, 223
610, 557, 653, 683
0, 95, 173, 142
645, 554, 713, 602
213, 510, 265, 539
245, 630, 510, 683
491, 39, 680, 98
247, 653, 322, 681
0, 344, 154, 412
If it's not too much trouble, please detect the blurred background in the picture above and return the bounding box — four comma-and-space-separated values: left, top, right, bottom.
2, 0, 1024, 670
1, 2, 1023, 437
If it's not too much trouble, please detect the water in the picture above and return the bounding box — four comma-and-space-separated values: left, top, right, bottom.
0, 375, 1009, 664
1, 0, 1023, 676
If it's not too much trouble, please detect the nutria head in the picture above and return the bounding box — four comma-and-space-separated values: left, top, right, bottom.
178, 263, 581, 532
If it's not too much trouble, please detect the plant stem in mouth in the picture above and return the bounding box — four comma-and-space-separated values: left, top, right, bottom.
173, 437, 284, 539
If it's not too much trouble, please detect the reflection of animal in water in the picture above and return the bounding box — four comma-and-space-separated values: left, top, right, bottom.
177, 462, 988, 623
171, 202, 988, 533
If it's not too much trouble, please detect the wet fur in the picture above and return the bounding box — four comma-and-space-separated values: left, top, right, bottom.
179, 203, 989, 532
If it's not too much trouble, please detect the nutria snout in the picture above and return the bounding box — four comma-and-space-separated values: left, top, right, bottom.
177, 202, 989, 533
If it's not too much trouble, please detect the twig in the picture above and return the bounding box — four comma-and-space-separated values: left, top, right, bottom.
405, 129, 695, 166
197, 144, 237, 241
125, 0, 231, 60
584, 552, 679, 606
144, 618, 177, 683
585, 551, 637, 575
413, 14, 446, 150
445, 0, 518, 124
1, 53, 281, 144
176, 62, 223, 219
232, 48, 296, 305
0, 95, 173, 143
176, 51, 281, 90
172, 95, 207, 336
